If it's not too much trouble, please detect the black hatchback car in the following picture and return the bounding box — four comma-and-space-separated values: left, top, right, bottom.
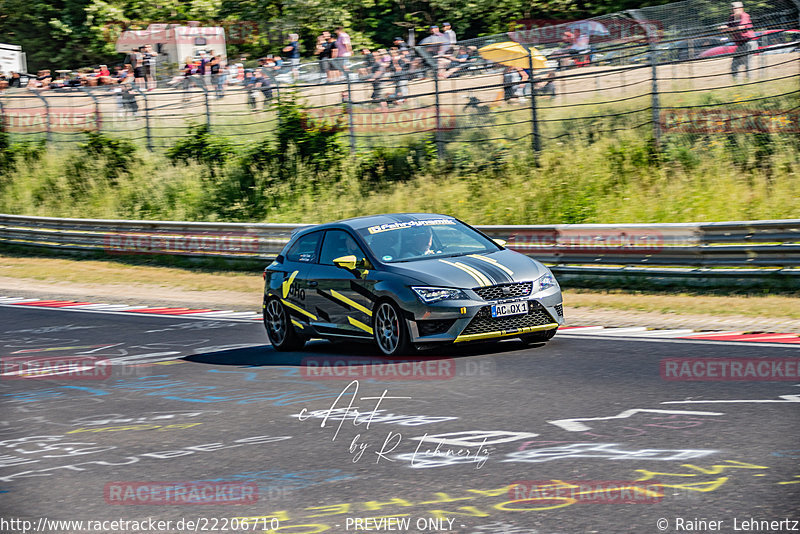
262, 213, 564, 355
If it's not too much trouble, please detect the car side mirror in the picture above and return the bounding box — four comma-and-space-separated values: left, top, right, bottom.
493, 239, 507, 247
333, 255, 358, 270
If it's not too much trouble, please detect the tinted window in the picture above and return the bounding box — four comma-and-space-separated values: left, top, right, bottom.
357, 218, 499, 263
285, 232, 321, 263
319, 230, 366, 265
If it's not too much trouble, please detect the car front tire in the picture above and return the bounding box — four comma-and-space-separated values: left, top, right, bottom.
373, 300, 413, 356
264, 297, 306, 351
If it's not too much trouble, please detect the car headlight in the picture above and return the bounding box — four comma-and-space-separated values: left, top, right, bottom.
536, 273, 558, 292
411, 286, 468, 304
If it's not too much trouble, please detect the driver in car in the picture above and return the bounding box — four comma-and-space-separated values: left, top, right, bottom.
405, 225, 440, 257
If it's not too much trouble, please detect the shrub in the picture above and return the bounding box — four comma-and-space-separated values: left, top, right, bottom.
166, 124, 235, 176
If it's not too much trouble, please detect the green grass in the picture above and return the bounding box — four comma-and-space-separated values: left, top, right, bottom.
1, 72, 798, 225
1, 126, 797, 225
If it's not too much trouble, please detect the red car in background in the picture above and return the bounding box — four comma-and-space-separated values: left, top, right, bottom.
699, 29, 800, 58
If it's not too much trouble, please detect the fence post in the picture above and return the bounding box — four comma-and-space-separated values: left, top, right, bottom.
134, 86, 153, 151
527, 50, 541, 160
628, 10, 661, 149
189, 76, 211, 129
433, 71, 443, 159
202, 83, 211, 129
31, 91, 52, 144
648, 38, 661, 148
79, 87, 101, 134
344, 71, 356, 155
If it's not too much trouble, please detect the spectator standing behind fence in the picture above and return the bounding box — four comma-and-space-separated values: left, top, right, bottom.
131, 47, 146, 89
335, 27, 352, 80
442, 22, 457, 55
393, 37, 409, 52
719, 1, 757, 80
420, 25, 449, 58
326, 34, 341, 81
210, 54, 225, 98
502, 65, 528, 103
283, 33, 301, 79
316, 31, 334, 82
143, 45, 157, 90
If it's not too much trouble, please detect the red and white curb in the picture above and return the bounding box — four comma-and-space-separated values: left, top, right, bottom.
2, 297, 798, 343
558, 325, 800, 344
0, 296, 262, 322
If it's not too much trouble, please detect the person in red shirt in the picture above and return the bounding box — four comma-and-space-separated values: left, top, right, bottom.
719, 1, 757, 80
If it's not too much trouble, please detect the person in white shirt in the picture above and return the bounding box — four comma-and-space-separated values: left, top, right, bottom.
442, 22, 457, 54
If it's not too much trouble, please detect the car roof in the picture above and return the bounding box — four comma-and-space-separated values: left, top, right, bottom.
292, 213, 457, 237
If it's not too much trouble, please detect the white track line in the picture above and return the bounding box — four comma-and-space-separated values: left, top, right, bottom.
556, 333, 800, 349
0, 303, 258, 322
582, 327, 648, 336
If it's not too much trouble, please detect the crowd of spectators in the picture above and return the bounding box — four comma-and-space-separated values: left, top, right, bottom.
0, 21, 558, 109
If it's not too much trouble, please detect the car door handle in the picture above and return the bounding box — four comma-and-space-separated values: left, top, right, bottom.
308, 281, 318, 287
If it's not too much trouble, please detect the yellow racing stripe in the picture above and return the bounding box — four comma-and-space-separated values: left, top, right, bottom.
439, 259, 491, 287
281, 270, 299, 298
280, 298, 317, 320
453, 261, 493, 287
348, 316, 374, 334
291, 319, 305, 330
468, 254, 514, 276
454, 323, 559, 343
330, 289, 373, 316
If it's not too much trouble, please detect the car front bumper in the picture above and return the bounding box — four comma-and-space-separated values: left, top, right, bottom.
407, 287, 563, 344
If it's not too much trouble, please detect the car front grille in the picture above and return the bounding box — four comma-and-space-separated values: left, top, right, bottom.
461, 301, 555, 336
417, 319, 457, 336
473, 282, 533, 301
555, 304, 564, 317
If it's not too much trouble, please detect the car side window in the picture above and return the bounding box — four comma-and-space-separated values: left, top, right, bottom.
285, 232, 322, 263
319, 230, 366, 265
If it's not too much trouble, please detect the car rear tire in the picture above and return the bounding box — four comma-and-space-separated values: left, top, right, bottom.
520, 328, 557, 344
373, 300, 413, 356
264, 297, 306, 351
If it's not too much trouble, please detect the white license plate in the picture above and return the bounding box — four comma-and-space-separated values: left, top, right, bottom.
491, 301, 528, 318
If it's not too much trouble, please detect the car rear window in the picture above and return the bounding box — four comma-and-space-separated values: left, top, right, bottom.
285, 231, 321, 263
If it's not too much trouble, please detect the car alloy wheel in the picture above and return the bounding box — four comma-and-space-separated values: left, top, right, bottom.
373, 301, 412, 356
265, 298, 287, 346
264, 297, 306, 351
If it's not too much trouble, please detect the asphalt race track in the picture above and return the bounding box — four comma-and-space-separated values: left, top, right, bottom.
0, 304, 798, 534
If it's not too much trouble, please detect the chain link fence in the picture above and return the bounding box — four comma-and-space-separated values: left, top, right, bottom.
1, 0, 798, 157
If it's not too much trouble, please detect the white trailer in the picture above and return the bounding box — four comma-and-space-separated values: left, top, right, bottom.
115, 23, 227, 66
0, 43, 27, 75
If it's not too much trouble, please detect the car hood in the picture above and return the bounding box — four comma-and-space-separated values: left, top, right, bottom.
385, 249, 547, 288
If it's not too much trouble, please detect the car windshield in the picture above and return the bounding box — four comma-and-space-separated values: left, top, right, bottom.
356, 218, 499, 263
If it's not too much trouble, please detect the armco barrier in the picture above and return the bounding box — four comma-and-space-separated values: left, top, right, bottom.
0, 215, 798, 281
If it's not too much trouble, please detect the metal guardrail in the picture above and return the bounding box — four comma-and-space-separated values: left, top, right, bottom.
0, 214, 798, 279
